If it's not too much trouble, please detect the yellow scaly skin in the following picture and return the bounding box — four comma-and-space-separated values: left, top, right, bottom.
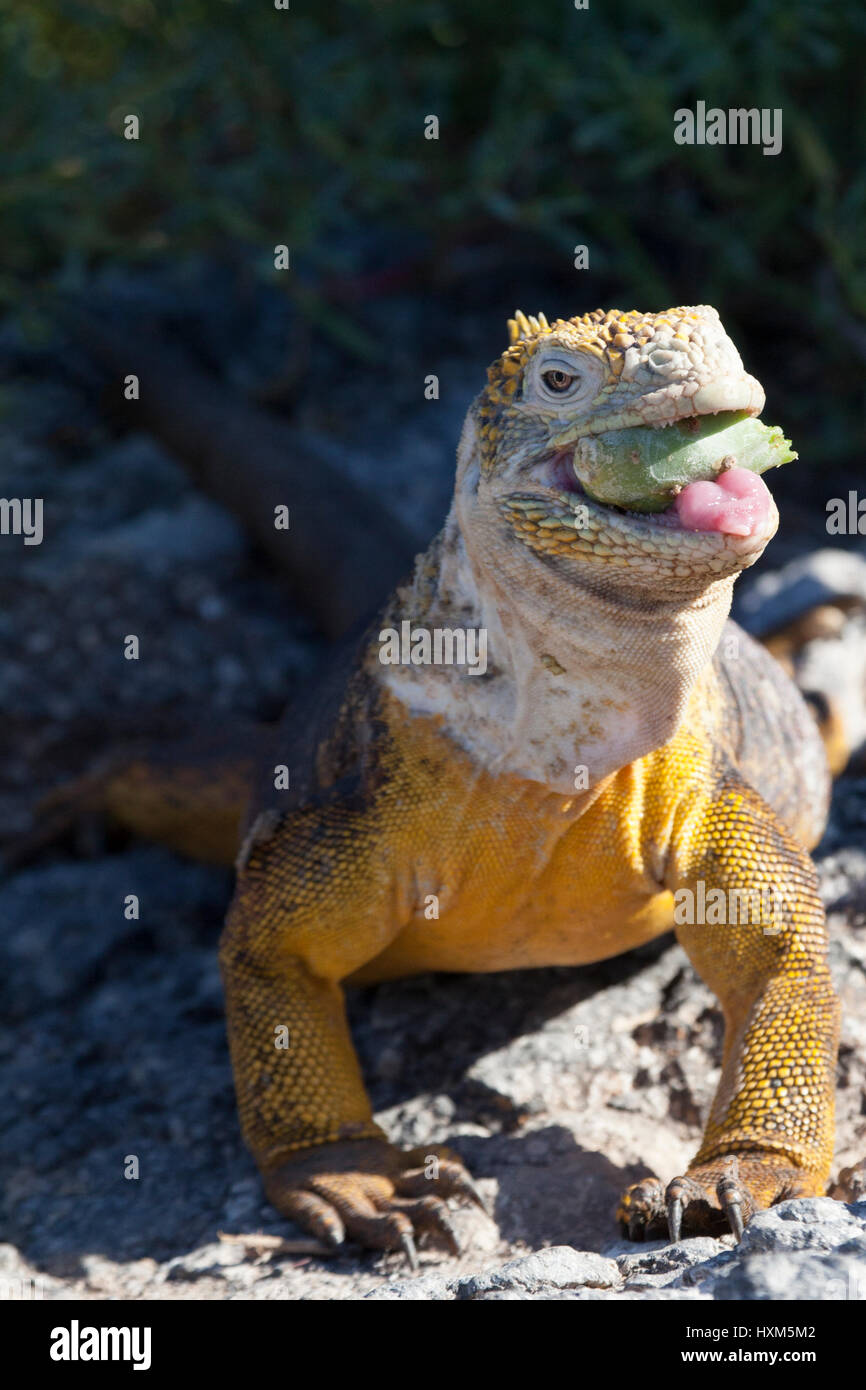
220, 306, 840, 1258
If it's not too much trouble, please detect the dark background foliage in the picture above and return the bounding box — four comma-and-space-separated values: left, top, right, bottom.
1, 0, 863, 484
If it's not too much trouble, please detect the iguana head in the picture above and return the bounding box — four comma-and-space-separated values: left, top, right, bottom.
458, 305, 780, 601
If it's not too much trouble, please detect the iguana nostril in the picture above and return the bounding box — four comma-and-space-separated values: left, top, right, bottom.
648, 349, 679, 369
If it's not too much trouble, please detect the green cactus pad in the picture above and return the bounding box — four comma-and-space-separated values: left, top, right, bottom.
573, 412, 796, 513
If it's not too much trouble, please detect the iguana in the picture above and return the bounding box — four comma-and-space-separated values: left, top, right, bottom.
212, 304, 845, 1265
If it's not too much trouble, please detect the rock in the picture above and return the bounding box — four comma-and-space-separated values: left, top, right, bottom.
735, 550, 866, 762
736, 548, 866, 637
736, 1197, 866, 1254
163, 1243, 256, 1282
703, 1250, 866, 1301
367, 1246, 623, 1301
80, 496, 246, 572
0, 1242, 60, 1300
612, 1235, 731, 1287
372, 1202, 866, 1302
365, 1273, 454, 1301
791, 615, 866, 761
454, 1246, 622, 1298
671, 1199, 866, 1299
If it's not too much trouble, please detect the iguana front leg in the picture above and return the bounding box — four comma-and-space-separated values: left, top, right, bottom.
618, 775, 840, 1241
219, 812, 482, 1265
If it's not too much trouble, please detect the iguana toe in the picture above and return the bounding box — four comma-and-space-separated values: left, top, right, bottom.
618, 1153, 821, 1243
396, 1147, 489, 1213
616, 1176, 667, 1241
263, 1138, 479, 1264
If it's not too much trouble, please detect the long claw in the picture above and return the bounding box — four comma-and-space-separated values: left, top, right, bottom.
667, 1192, 683, 1244
432, 1209, 462, 1257
400, 1231, 419, 1273
718, 1177, 746, 1242
454, 1172, 490, 1216
389, 1195, 463, 1256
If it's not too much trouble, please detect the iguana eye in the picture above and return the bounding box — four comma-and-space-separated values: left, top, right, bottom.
542, 369, 579, 393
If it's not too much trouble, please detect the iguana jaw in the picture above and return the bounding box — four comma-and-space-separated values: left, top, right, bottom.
495, 409, 779, 598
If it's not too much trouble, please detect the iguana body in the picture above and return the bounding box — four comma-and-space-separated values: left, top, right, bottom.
218, 305, 842, 1257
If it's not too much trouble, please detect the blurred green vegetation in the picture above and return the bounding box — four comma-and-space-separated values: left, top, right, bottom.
1, 0, 864, 463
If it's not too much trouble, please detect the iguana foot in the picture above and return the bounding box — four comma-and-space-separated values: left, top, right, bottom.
829, 1159, 866, 1203
262, 1138, 486, 1268
617, 1154, 820, 1243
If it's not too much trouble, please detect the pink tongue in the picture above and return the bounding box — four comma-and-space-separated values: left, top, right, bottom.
674, 466, 772, 537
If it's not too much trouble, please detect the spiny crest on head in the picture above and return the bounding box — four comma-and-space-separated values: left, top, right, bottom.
506, 305, 708, 355
490, 304, 708, 395
483, 311, 550, 408
477, 311, 552, 474
507, 310, 551, 344
490, 306, 710, 393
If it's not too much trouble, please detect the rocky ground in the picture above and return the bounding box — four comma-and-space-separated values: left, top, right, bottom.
2, 275, 866, 1301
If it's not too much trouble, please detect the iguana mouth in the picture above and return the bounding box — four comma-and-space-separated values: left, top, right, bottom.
549, 449, 774, 540
517, 409, 778, 543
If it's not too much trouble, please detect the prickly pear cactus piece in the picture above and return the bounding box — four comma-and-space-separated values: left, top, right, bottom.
573, 413, 796, 513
